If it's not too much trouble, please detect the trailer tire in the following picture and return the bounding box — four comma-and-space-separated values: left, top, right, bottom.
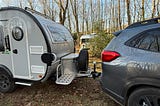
0, 71, 15, 93
77, 49, 89, 71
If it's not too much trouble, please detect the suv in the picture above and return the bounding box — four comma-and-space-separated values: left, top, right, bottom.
100, 18, 160, 106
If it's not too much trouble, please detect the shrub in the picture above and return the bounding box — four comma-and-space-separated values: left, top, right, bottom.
89, 31, 114, 58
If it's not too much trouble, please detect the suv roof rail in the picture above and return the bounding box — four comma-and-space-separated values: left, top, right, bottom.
25, 7, 54, 21
126, 17, 160, 29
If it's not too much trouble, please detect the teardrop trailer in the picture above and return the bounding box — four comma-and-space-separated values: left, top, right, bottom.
0, 7, 100, 93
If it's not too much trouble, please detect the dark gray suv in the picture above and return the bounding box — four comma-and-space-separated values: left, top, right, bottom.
100, 18, 160, 106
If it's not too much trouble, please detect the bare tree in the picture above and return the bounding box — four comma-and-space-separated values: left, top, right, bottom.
27, 0, 35, 10
17, 0, 23, 8
40, 0, 48, 15
104, 0, 108, 31
122, 0, 126, 29
67, 8, 72, 31
90, 0, 93, 32
142, 0, 145, 20
85, 10, 89, 32
108, 1, 112, 33
156, 0, 160, 16
48, 0, 55, 20
82, 0, 85, 33
133, 0, 137, 23
70, 0, 79, 40
118, 0, 122, 30
126, 0, 131, 25
55, 0, 69, 25
152, 0, 156, 18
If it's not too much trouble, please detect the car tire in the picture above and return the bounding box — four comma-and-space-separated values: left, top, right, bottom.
0, 71, 15, 93
128, 87, 160, 106
77, 49, 89, 71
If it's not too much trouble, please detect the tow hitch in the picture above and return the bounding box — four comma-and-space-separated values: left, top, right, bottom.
91, 62, 101, 79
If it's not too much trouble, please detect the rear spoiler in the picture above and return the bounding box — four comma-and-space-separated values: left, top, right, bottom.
112, 30, 123, 37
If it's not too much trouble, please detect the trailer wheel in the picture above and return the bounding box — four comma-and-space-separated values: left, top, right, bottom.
0, 71, 15, 93
77, 49, 89, 71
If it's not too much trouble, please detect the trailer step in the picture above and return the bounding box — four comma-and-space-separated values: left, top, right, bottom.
56, 74, 75, 85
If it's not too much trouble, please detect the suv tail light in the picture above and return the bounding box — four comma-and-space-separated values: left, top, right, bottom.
101, 50, 120, 62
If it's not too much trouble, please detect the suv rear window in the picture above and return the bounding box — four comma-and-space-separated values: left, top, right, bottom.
126, 29, 160, 52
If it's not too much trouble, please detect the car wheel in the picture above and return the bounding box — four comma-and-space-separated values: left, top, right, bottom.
77, 49, 89, 71
128, 87, 160, 106
0, 71, 15, 93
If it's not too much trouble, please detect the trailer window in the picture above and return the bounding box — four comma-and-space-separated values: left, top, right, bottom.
12, 27, 23, 41
81, 39, 89, 43
48, 26, 66, 42
48, 25, 73, 43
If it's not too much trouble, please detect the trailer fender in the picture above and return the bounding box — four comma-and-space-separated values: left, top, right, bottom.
0, 65, 13, 78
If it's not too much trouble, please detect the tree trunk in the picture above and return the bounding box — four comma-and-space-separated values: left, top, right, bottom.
133, 0, 136, 23
156, 0, 160, 16
57, 0, 69, 25
152, 0, 156, 18
85, 19, 89, 32
82, 0, 85, 33
70, 0, 79, 42
126, 0, 131, 25
51, 0, 55, 20
28, 0, 34, 10
142, 0, 145, 21
67, 10, 72, 32
90, 0, 93, 32
122, 0, 126, 29
18, 0, 23, 8
118, 0, 122, 30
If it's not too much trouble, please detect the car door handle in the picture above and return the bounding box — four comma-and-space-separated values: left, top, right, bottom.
13, 49, 18, 54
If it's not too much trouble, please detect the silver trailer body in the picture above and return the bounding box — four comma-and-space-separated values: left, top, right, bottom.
0, 7, 87, 92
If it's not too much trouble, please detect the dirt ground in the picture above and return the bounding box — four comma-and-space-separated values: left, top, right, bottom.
0, 78, 119, 106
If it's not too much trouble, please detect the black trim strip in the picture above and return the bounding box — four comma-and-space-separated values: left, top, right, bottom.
0, 19, 8, 21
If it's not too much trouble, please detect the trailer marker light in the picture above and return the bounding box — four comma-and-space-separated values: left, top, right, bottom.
38, 74, 43, 78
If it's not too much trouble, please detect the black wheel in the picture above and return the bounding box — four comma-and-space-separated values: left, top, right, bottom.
77, 49, 89, 71
0, 71, 15, 93
128, 87, 160, 106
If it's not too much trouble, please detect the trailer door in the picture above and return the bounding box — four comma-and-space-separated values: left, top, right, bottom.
9, 17, 30, 79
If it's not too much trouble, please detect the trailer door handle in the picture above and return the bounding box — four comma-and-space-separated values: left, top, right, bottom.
13, 49, 18, 54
